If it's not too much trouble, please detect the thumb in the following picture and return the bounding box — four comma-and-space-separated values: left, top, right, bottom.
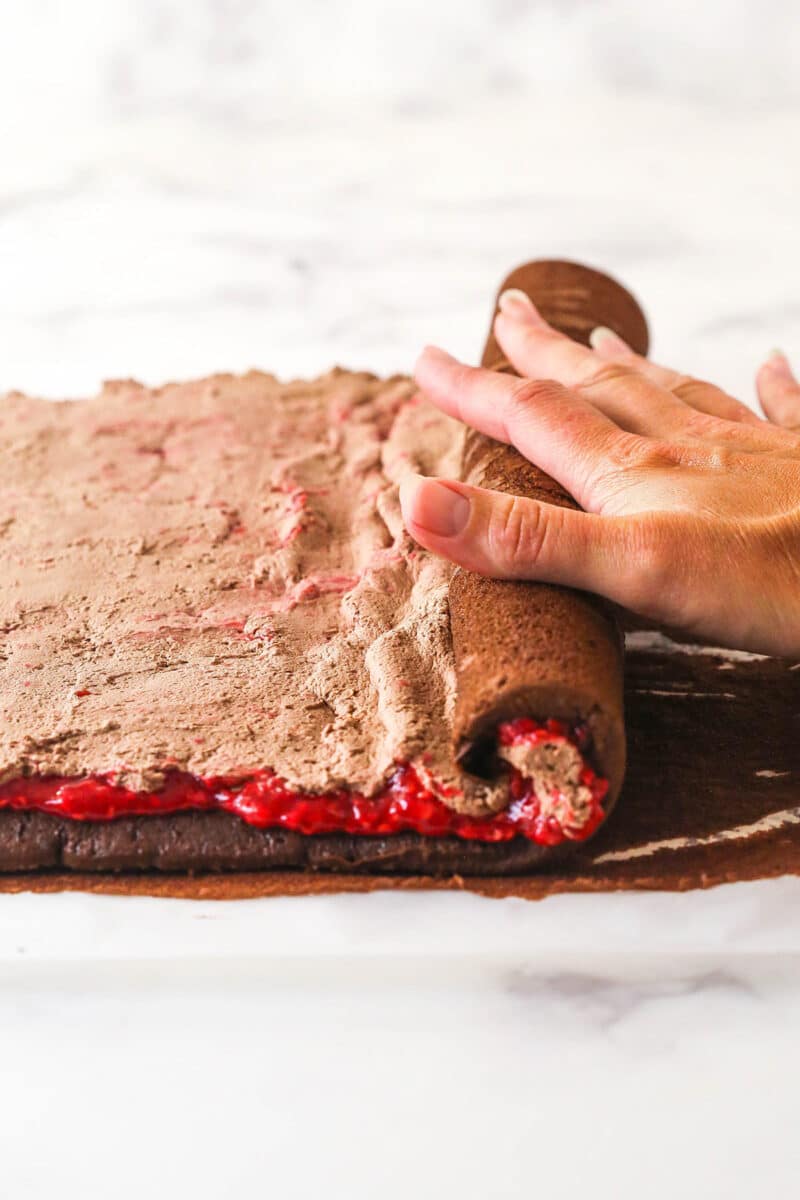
399, 473, 642, 603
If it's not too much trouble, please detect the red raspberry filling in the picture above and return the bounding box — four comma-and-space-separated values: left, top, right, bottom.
498, 717, 608, 845
0, 718, 607, 846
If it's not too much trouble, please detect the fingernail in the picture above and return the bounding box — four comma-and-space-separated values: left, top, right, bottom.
589, 326, 631, 355
420, 343, 454, 363
414, 344, 456, 379
405, 476, 470, 538
766, 348, 793, 377
497, 288, 543, 325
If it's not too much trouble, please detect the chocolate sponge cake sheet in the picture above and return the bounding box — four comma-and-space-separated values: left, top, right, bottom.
2, 259, 796, 893
2, 630, 798, 896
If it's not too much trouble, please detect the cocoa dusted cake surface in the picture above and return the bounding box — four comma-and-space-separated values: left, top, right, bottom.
1, 369, 467, 801
4, 367, 612, 875
2, 356, 798, 891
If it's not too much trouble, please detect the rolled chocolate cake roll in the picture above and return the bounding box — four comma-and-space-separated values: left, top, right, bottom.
449, 260, 650, 837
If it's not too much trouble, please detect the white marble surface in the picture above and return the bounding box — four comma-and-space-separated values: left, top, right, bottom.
2, 2, 800, 1196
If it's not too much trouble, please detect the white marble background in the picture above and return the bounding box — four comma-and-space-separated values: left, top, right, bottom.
2, 2, 800, 1197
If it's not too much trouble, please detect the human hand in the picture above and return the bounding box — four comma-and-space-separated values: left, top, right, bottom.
400, 289, 800, 656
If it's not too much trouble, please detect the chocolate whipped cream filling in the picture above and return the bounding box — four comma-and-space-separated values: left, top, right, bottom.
498, 739, 594, 830
2, 372, 452, 792
0, 370, 602, 829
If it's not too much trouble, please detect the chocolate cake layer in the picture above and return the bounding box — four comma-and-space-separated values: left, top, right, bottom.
0, 811, 556, 876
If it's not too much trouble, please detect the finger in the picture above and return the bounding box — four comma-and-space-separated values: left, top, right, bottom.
757, 351, 800, 429
494, 293, 693, 437
501, 299, 785, 451
496, 289, 765, 430
413, 345, 642, 509
399, 472, 671, 617
589, 323, 765, 428
591, 327, 794, 455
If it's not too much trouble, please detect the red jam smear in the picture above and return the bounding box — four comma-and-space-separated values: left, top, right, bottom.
0, 718, 607, 846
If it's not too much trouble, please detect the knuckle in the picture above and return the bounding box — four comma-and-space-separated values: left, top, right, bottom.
670, 375, 704, 403
508, 377, 564, 412
703, 445, 738, 471
503, 378, 566, 439
576, 361, 638, 393
609, 432, 648, 469
607, 433, 673, 471
714, 401, 752, 424
680, 408, 720, 438
674, 378, 745, 422
673, 442, 738, 472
